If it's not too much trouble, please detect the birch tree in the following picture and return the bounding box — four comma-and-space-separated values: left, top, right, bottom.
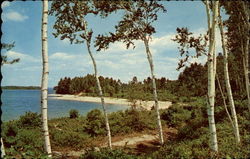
41, 0, 52, 157
218, 8, 240, 143
222, 1, 250, 112
205, 0, 219, 152
239, 1, 250, 113
95, 1, 166, 145
0, 138, 5, 158
49, 1, 112, 148
173, 0, 219, 152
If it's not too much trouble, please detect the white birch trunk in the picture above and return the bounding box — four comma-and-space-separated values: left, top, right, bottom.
244, 5, 250, 113
243, 2, 250, 112
83, 21, 112, 149
86, 41, 112, 149
144, 38, 164, 145
244, 42, 250, 112
1, 138, 6, 158
218, 12, 240, 143
241, 36, 250, 113
216, 75, 235, 129
41, 0, 52, 157
205, 0, 219, 152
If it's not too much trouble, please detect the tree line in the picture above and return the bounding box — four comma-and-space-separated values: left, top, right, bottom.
54, 75, 171, 97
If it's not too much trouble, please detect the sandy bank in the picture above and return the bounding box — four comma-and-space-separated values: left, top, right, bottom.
48, 94, 172, 111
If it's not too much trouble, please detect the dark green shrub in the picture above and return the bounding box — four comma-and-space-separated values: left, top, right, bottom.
149, 141, 193, 159
18, 112, 42, 129
69, 109, 79, 119
16, 129, 43, 152
109, 111, 131, 135
50, 129, 90, 149
2, 119, 45, 158
124, 109, 156, 132
2, 121, 19, 148
81, 148, 138, 159
161, 104, 192, 127
84, 109, 106, 136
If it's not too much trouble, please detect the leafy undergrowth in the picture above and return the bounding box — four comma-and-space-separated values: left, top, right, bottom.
2, 108, 159, 158
2, 98, 250, 158
80, 99, 250, 159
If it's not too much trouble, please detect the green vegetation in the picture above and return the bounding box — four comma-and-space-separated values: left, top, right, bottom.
2, 86, 41, 90
80, 99, 250, 159
2, 99, 249, 158
69, 109, 79, 119
1, 112, 47, 158
1, 109, 158, 157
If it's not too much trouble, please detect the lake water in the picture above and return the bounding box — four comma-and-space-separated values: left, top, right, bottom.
1, 89, 129, 121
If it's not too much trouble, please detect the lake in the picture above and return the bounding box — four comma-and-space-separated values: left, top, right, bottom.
1, 89, 129, 121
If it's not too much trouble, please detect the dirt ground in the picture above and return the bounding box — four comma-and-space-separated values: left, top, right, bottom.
52, 127, 177, 158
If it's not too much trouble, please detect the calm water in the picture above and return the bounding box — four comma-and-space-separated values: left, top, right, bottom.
1, 89, 129, 121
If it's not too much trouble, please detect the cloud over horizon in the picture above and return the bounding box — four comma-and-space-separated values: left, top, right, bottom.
3, 11, 28, 22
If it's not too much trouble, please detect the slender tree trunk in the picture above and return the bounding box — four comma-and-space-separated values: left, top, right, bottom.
243, 29, 250, 112
239, 1, 250, 112
86, 41, 112, 149
243, 53, 250, 112
83, 20, 112, 148
218, 11, 240, 143
243, 3, 250, 113
240, 29, 250, 112
144, 38, 164, 145
205, 0, 219, 153
1, 138, 5, 158
216, 75, 235, 129
41, 0, 52, 157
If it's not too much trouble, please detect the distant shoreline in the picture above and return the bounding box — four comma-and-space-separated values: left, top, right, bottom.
48, 94, 172, 111
2, 86, 41, 90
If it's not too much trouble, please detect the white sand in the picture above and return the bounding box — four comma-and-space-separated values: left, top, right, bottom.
48, 94, 172, 111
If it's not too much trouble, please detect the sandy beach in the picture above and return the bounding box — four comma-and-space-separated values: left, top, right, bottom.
48, 94, 172, 111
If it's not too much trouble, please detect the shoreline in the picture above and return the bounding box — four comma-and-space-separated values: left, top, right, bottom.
48, 94, 172, 111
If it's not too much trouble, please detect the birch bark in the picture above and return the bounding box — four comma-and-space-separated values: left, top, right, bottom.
41, 0, 52, 157
144, 38, 164, 145
243, 2, 250, 112
218, 11, 240, 143
205, 0, 219, 152
83, 21, 112, 149
1, 138, 5, 158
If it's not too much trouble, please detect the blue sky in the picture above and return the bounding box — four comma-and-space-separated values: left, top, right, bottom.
1, 1, 224, 87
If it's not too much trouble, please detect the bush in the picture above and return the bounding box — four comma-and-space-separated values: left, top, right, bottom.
81, 148, 138, 159
2, 119, 45, 158
109, 111, 131, 135
2, 121, 19, 148
161, 104, 192, 127
50, 129, 90, 150
18, 112, 42, 129
69, 109, 79, 119
124, 109, 156, 132
84, 109, 106, 136
16, 129, 43, 153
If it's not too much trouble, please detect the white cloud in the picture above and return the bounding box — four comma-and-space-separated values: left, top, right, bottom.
151, 33, 177, 50
1, 1, 10, 8
3, 11, 28, 22
49, 52, 78, 60
5, 51, 39, 63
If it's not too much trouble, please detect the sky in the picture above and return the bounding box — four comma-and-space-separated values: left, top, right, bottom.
1, 1, 225, 87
